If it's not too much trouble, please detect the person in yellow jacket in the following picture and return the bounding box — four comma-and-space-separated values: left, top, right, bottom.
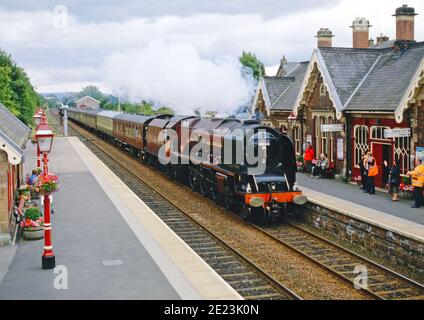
407, 158, 424, 208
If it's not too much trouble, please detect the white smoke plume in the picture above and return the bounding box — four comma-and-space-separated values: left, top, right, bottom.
101, 41, 254, 115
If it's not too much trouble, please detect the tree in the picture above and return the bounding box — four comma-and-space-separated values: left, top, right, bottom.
156, 106, 174, 115
76, 85, 104, 101
0, 48, 39, 124
239, 51, 265, 81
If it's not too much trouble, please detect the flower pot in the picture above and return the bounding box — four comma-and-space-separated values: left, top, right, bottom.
23, 226, 44, 240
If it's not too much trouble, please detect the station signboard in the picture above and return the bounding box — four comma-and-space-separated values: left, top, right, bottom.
384, 128, 411, 138
321, 124, 344, 132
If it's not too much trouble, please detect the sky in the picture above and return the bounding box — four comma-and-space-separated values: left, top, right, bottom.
0, 0, 423, 112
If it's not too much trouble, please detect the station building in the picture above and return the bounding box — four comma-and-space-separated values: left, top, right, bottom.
75, 95, 100, 110
251, 60, 308, 154
253, 4, 424, 187
0, 103, 31, 245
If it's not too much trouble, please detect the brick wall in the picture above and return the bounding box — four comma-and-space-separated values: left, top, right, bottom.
353, 31, 369, 49
302, 75, 345, 172
396, 17, 415, 41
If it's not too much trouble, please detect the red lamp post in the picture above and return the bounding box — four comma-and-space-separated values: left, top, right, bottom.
35, 121, 55, 270
33, 113, 42, 168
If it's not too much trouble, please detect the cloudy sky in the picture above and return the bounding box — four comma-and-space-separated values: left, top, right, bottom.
0, 0, 423, 112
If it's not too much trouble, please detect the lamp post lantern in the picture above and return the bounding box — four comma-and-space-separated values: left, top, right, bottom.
35, 121, 55, 270
33, 113, 43, 168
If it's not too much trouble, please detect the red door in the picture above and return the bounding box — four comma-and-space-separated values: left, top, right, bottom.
371, 143, 383, 187
371, 142, 392, 187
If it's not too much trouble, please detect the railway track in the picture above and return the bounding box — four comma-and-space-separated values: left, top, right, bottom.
61, 115, 424, 300
64, 121, 301, 300
253, 222, 424, 300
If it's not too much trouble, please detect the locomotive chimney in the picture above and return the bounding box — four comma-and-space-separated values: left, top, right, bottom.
393, 4, 418, 41
316, 28, 334, 48
351, 17, 371, 48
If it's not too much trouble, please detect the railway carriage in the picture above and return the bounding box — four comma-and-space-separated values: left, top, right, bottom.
67, 107, 83, 124
86, 109, 101, 131
144, 115, 173, 165
96, 110, 120, 139
113, 113, 154, 157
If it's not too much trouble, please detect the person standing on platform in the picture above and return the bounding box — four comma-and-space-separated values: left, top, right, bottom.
358, 151, 367, 189
383, 160, 390, 188
389, 159, 401, 201
304, 143, 315, 174
29, 170, 38, 185
366, 151, 378, 195
407, 158, 424, 208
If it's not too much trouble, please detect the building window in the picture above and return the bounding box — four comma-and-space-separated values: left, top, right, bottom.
354, 125, 369, 167
328, 117, 334, 162
371, 126, 390, 140
394, 135, 410, 175
319, 83, 327, 97
293, 126, 301, 154
320, 117, 328, 157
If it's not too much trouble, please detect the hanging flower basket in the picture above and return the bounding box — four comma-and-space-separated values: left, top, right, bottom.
32, 174, 60, 195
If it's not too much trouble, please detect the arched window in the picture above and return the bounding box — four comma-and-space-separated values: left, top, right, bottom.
293, 126, 301, 154
354, 125, 369, 167
394, 133, 410, 175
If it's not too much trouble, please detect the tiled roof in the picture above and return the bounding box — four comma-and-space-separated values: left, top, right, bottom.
276, 61, 301, 77
0, 103, 31, 150
345, 42, 424, 111
372, 40, 396, 49
272, 62, 309, 111
318, 47, 382, 106
263, 76, 294, 106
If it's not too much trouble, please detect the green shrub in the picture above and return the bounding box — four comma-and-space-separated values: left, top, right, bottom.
25, 207, 41, 221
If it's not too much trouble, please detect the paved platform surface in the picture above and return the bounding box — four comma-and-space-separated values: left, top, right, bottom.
297, 174, 424, 242
0, 137, 241, 300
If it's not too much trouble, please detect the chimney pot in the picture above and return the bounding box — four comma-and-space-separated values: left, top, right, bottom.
316, 28, 334, 48
351, 17, 371, 48
393, 4, 418, 41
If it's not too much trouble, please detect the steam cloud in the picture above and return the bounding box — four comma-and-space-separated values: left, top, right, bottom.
101, 41, 254, 115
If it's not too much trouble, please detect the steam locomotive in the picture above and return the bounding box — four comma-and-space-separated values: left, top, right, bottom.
63, 107, 306, 220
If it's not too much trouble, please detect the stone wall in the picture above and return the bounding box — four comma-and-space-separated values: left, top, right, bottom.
291, 202, 424, 276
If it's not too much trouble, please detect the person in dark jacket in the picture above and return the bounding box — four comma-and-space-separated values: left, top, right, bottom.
366, 151, 377, 195
358, 150, 366, 189
383, 160, 390, 187
389, 159, 401, 201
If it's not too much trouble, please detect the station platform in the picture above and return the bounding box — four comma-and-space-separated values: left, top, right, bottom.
296, 174, 424, 243
0, 137, 241, 300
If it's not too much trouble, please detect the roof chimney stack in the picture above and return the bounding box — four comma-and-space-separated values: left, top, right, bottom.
351, 17, 371, 48
377, 34, 389, 45
393, 4, 417, 41
316, 28, 334, 48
